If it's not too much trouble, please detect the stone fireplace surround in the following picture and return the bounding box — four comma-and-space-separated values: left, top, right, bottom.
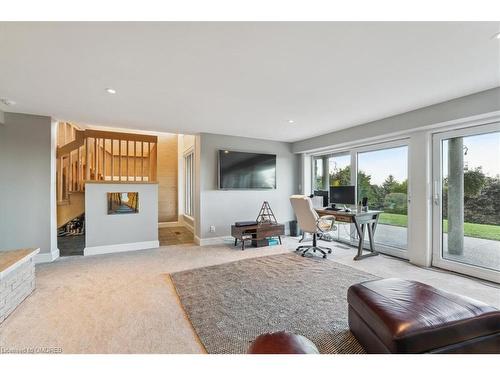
0, 248, 39, 324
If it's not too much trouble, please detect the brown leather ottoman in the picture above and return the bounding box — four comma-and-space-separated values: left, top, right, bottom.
248, 331, 319, 354
347, 278, 500, 353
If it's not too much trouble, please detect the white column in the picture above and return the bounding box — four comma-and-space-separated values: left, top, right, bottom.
447, 137, 464, 255
50, 120, 60, 261
300, 154, 312, 195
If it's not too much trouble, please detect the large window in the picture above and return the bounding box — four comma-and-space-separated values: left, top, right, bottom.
184, 151, 194, 217
433, 124, 500, 281
312, 141, 409, 257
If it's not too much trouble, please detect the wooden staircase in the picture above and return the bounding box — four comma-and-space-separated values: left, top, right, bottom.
56, 122, 158, 204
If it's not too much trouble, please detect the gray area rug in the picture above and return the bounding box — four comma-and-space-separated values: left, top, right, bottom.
170, 253, 378, 354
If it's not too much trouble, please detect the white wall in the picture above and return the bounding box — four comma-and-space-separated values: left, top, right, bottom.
196, 133, 300, 242
0, 112, 58, 262
84, 182, 159, 255
293, 87, 500, 153
292, 87, 500, 267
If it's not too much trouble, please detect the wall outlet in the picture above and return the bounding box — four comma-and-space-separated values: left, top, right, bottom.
209, 225, 216, 233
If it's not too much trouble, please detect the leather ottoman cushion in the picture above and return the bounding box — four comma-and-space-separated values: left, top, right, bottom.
347, 278, 500, 353
248, 331, 319, 354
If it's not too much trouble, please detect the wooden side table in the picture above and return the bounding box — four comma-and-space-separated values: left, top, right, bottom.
231, 223, 285, 250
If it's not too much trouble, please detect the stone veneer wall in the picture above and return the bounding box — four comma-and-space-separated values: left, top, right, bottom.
0, 257, 36, 324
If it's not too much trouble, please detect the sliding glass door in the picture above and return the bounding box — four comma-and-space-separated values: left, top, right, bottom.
356, 144, 409, 257
432, 123, 500, 282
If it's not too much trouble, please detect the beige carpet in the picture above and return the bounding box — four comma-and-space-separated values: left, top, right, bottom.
0, 238, 498, 354
171, 253, 377, 353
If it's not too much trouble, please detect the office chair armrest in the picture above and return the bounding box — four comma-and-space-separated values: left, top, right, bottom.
316, 215, 336, 233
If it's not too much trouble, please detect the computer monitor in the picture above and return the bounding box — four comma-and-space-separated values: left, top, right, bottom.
313, 190, 329, 207
329, 186, 356, 206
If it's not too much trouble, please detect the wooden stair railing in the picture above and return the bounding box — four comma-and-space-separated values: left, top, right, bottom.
56, 123, 158, 203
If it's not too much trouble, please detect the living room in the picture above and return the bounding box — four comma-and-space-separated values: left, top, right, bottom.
0, 2, 499, 374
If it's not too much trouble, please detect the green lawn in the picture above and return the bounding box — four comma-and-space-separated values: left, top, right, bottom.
378, 213, 500, 241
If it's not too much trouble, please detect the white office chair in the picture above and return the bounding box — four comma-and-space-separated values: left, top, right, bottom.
289, 195, 336, 258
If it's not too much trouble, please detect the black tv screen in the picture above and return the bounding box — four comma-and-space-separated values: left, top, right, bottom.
218, 150, 276, 189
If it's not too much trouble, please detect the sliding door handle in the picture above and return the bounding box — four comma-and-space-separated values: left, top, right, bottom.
433, 181, 440, 206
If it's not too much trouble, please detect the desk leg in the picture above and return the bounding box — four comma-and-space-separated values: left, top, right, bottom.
367, 224, 377, 253
234, 238, 238, 246
354, 223, 365, 260
353, 221, 379, 261
278, 236, 282, 245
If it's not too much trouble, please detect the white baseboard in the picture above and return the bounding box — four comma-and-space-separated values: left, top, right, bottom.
183, 220, 194, 234
197, 236, 233, 246
194, 235, 201, 245
158, 221, 180, 228
35, 247, 59, 264
160, 218, 194, 233
84, 240, 160, 256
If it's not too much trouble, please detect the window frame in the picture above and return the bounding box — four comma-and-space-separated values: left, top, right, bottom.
184, 149, 194, 218
431, 122, 500, 283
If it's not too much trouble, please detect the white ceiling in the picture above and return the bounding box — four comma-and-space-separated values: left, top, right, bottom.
0, 22, 499, 142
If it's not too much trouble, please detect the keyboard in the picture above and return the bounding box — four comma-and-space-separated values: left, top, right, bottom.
324, 207, 341, 211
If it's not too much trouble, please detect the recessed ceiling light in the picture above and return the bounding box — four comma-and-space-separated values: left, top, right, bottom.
288, 120, 295, 124
0, 98, 16, 106
105, 88, 117, 94
492, 32, 500, 40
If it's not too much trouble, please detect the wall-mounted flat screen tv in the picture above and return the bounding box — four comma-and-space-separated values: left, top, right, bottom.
218, 150, 276, 189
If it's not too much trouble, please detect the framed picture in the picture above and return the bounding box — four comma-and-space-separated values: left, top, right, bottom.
107, 192, 139, 215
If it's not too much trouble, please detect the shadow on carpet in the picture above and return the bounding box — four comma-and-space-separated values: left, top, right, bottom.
169, 253, 378, 354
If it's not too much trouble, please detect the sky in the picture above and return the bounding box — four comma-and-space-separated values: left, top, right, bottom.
322, 131, 499, 186
357, 146, 408, 185
326, 146, 408, 185
442, 132, 500, 179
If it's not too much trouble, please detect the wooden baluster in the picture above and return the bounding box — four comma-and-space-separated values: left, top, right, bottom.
119, 139, 122, 182
86, 138, 90, 181
154, 142, 158, 182
69, 151, 72, 192
126, 140, 129, 181
111, 139, 114, 182
141, 142, 144, 181
93, 137, 97, 180
133, 141, 137, 181
65, 157, 69, 199
147, 142, 151, 182
102, 139, 106, 181
77, 146, 81, 190
57, 158, 61, 201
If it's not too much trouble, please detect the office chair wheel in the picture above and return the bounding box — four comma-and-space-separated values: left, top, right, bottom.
323, 254, 327, 259
328, 249, 332, 254
301, 253, 306, 257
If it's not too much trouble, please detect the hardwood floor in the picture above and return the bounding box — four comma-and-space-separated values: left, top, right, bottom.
158, 227, 194, 246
